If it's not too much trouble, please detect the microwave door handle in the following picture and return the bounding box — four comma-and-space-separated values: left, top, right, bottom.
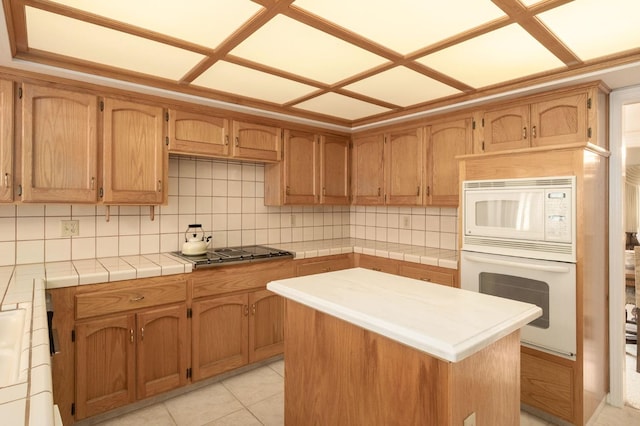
463, 254, 572, 273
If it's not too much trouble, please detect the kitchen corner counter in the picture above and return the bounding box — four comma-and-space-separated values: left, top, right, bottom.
268, 267, 539, 362
271, 238, 458, 269
0, 254, 193, 426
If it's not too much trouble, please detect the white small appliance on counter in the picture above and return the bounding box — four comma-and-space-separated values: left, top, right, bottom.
460, 176, 577, 359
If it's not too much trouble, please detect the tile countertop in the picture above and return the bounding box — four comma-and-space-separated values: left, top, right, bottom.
0, 254, 193, 426
267, 268, 541, 362
0, 240, 455, 425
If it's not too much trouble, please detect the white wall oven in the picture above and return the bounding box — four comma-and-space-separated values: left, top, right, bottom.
460, 176, 577, 359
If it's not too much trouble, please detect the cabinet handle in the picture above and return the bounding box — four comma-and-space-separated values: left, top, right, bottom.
322, 187, 326, 196
3, 173, 8, 188
416, 186, 420, 196
322, 267, 331, 272
130, 295, 145, 302
377, 187, 381, 196
286, 186, 290, 195
522, 127, 527, 139
225, 135, 229, 145
157, 180, 162, 192
244, 304, 249, 316
532, 126, 537, 138
141, 327, 144, 341
426, 186, 430, 197
130, 329, 134, 343
372, 267, 382, 272
419, 277, 432, 282
235, 136, 239, 147
251, 304, 256, 316
90, 177, 95, 190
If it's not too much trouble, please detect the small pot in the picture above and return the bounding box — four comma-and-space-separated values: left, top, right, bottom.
181, 224, 211, 255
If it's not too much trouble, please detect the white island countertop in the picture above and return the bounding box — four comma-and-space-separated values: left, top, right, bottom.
267, 267, 541, 362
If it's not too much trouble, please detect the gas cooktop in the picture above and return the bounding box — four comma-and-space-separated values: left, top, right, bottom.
171, 245, 293, 269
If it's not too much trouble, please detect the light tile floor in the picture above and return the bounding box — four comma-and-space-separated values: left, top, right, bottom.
96, 359, 640, 426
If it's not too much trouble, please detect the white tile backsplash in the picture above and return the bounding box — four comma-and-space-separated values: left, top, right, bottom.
0, 157, 457, 264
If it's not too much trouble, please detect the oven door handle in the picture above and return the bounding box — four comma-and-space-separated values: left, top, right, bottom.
463, 254, 572, 273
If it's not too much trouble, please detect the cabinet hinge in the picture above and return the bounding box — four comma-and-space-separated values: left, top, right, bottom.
71, 329, 75, 342
587, 98, 592, 109
18, 87, 22, 99
186, 368, 192, 379
100, 101, 104, 112
165, 111, 169, 121
187, 308, 192, 318
165, 136, 169, 146
71, 403, 75, 416
587, 127, 592, 138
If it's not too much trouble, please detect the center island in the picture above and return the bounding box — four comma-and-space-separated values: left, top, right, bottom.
267, 267, 542, 426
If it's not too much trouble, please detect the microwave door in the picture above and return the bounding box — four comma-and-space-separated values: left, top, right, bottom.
464, 190, 546, 241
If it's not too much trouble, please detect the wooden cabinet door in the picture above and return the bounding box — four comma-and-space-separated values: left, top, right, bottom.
351, 134, 384, 205
357, 254, 399, 275
102, 98, 165, 204
191, 293, 248, 381
136, 304, 188, 399
249, 289, 284, 363
75, 314, 136, 420
385, 127, 424, 205
530, 92, 588, 147
482, 105, 530, 152
320, 135, 349, 205
427, 118, 472, 206
283, 129, 318, 204
232, 120, 281, 162
0, 80, 13, 202
168, 108, 229, 157
21, 84, 98, 203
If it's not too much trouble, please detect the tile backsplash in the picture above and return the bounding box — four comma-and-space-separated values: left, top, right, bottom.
0, 157, 457, 266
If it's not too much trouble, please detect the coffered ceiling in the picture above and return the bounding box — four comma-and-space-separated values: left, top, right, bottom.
2, 0, 640, 128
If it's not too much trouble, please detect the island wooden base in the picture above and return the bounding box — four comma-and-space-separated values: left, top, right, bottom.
284, 300, 521, 425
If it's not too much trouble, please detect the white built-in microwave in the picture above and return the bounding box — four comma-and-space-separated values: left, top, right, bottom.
462, 176, 576, 262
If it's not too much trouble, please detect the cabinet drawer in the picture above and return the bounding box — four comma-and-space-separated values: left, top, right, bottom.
192, 260, 295, 299
397, 264, 455, 286
521, 351, 574, 422
357, 254, 399, 275
76, 279, 187, 320
295, 255, 352, 277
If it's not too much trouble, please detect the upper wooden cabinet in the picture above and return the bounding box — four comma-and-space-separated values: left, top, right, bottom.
167, 109, 229, 158
427, 117, 473, 206
351, 134, 385, 205
0, 80, 13, 203
478, 84, 606, 153
385, 127, 424, 205
264, 131, 349, 205
231, 120, 281, 162
21, 84, 98, 203
101, 98, 166, 205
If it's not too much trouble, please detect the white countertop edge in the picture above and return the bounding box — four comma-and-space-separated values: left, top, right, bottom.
267, 278, 540, 363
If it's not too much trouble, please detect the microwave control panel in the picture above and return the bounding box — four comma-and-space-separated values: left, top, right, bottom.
545, 189, 572, 242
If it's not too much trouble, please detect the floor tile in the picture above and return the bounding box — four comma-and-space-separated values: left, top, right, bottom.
593, 404, 640, 426
203, 408, 262, 426
248, 391, 284, 426
96, 403, 175, 426
268, 359, 284, 377
222, 366, 283, 406
164, 382, 243, 426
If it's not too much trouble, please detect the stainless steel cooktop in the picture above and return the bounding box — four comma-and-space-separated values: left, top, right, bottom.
171, 245, 293, 269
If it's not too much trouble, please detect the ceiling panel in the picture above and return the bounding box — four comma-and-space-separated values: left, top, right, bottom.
49, 0, 263, 49
192, 61, 317, 104
25, 7, 205, 80
229, 14, 389, 84
416, 24, 566, 88
294, 0, 505, 55
537, 0, 640, 61
343, 66, 462, 107
293, 92, 391, 121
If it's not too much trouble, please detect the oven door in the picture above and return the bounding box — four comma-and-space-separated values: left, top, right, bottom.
460, 250, 576, 358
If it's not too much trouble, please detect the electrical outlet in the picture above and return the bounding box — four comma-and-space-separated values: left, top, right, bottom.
61, 220, 79, 237
400, 215, 411, 229
463, 412, 476, 426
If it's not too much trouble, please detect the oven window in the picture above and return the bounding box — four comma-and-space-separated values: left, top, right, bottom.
479, 272, 550, 329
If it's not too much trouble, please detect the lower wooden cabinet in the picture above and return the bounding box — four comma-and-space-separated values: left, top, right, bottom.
75, 303, 188, 420
355, 254, 457, 287
295, 254, 352, 276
